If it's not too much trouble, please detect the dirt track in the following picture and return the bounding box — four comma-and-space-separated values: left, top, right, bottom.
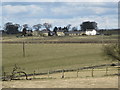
2, 76, 118, 88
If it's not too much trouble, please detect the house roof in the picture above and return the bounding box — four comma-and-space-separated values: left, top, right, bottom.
41, 29, 49, 33
57, 30, 64, 32
86, 29, 96, 31
65, 31, 83, 34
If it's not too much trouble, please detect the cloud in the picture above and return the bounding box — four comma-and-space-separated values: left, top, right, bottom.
89, 7, 117, 14
2, 14, 118, 29
3, 5, 28, 14
2, 0, 119, 2
3, 5, 43, 16
3, 2, 117, 19
51, 3, 117, 17
1, 2, 118, 29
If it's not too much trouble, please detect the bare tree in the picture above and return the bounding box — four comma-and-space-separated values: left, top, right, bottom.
72, 26, 78, 31
103, 43, 120, 61
23, 24, 28, 29
33, 24, 42, 31
43, 23, 52, 31
66, 24, 71, 31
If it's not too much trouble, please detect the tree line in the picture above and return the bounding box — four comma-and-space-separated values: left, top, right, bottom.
2, 21, 98, 34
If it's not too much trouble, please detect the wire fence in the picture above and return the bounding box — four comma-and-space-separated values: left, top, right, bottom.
2, 63, 119, 81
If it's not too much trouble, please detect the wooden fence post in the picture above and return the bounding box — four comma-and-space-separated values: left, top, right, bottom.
33, 70, 35, 79
77, 69, 79, 77
61, 69, 64, 78
48, 70, 50, 78
23, 42, 25, 57
105, 67, 108, 76
91, 68, 94, 77
2, 66, 4, 77
2, 66, 5, 81
2, 72, 6, 81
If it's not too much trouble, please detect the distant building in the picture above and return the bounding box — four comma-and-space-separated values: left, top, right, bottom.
41, 29, 49, 36
85, 29, 97, 35
56, 30, 65, 36
65, 31, 82, 36
32, 30, 40, 36
26, 30, 33, 36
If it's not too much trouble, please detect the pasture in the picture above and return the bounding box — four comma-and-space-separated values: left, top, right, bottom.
2, 76, 118, 88
2, 35, 119, 88
1, 34, 118, 43
2, 43, 114, 74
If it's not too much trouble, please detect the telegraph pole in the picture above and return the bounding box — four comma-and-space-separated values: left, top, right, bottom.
23, 42, 25, 57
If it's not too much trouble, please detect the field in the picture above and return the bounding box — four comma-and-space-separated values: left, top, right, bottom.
2, 35, 119, 88
3, 43, 108, 72
1, 34, 118, 43
2, 36, 118, 74
2, 76, 118, 88
2, 35, 118, 73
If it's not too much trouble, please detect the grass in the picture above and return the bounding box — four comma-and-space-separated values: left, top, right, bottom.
2, 75, 118, 88
34, 66, 118, 79
2, 34, 118, 43
2, 43, 114, 74
2, 35, 118, 88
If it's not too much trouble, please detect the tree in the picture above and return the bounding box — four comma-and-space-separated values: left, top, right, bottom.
33, 24, 42, 31
103, 43, 120, 61
4, 22, 13, 31
66, 24, 71, 31
23, 24, 28, 29
80, 21, 98, 31
53, 27, 58, 35
62, 27, 68, 32
72, 26, 78, 31
43, 23, 52, 31
4, 22, 20, 34
22, 24, 29, 36
22, 28, 27, 36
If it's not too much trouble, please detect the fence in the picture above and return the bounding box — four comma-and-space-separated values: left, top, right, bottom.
2, 63, 119, 81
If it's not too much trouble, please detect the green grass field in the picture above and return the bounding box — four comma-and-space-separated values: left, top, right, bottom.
2, 43, 114, 74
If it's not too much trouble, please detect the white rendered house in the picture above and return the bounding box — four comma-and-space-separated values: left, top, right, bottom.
85, 29, 97, 35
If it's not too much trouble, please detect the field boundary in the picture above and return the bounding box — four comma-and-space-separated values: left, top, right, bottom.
2, 63, 119, 81
0, 41, 117, 44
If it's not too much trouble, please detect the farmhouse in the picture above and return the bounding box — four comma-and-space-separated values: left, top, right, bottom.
85, 29, 97, 35
65, 31, 82, 36
26, 30, 33, 36
56, 30, 65, 36
32, 30, 40, 36
41, 29, 49, 36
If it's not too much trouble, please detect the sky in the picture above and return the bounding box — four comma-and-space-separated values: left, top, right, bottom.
0, 0, 119, 30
